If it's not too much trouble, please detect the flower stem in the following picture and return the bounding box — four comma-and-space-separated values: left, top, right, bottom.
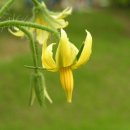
0, 20, 60, 39
18, 27, 47, 106
0, 0, 14, 17
32, 0, 40, 6
18, 26, 38, 72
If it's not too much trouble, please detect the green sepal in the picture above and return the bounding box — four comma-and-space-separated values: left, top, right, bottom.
34, 72, 45, 106
76, 42, 84, 60
29, 74, 36, 106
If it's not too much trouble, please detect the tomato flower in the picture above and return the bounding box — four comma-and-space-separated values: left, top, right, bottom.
42, 29, 92, 103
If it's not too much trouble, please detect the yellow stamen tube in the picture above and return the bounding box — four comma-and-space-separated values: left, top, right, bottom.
60, 67, 73, 103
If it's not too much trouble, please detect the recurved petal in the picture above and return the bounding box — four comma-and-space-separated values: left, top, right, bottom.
72, 30, 92, 69
9, 27, 24, 37
55, 19, 68, 29
55, 29, 75, 67
42, 43, 57, 72
58, 7, 72, 19
50, 7, 71, 29
47, 16, 68, 29
51, 7, 72, 19
36, 29, 50, 45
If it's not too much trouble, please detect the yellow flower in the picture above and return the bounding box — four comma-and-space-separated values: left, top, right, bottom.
42, 29, 92, 103
33, 3, 72, 44
9, 2, 72, 45
9, 27, 25, 37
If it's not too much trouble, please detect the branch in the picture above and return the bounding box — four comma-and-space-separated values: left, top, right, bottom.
0, 20, 60, 39
18, 26, 38, 71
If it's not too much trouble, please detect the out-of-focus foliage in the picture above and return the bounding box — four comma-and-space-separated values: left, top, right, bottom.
110, 0, 130, 7
0, 0, 32, 15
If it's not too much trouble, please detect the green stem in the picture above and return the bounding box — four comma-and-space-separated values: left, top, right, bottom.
24, 65, 54, 71
0, 20, 60, 39
0, 0, 14, 17
34, 41, 39, 64
18, 27, 47, 106
18, 26, 38, 72
32, 0, 40, 6
24, 65, 45, 70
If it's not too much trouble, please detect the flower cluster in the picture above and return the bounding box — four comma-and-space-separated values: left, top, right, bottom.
10, 1, 92, 104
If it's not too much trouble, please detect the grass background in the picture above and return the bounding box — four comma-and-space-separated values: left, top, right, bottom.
0, 9, 130, 130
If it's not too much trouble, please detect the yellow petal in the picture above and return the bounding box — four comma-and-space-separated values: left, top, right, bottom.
35, 17, 50, 44
55, 19, 68, 29
41, 6, 69, 29
57, 7, 72, 19
51, 7, 72, 19
45, 15, 68, 29
9, 27, 24, 37
60, 67, 73, 103
36, 29, 49, 45
72, 30, 92, 69
56, 29, 77, 68
35, 17, 48, 26
42, 43, 57, 72
40, 3, 71, 29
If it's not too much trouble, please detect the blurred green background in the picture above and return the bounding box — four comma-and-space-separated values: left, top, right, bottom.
0, 0, 130, 130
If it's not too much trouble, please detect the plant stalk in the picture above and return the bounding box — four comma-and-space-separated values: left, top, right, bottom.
0, 0, 14, 17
